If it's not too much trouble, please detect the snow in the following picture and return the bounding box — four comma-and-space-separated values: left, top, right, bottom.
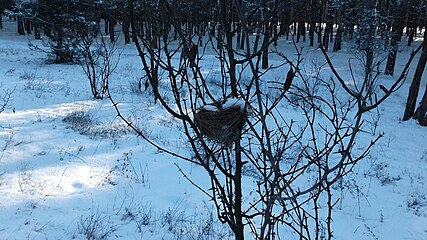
201, 104, 218, 111
222, 98, 245, 110
201, 98, 245, 111
0, 18, 426, 239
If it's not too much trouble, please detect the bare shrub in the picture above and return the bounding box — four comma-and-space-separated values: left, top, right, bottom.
63, 111, 93, 134
0, 87, 13, 113
111, 151, 149, 185
20, 71, 37, 90
17, 161, 36, 194
77, 209, 119, 240
78, 34, 119, 100
62, 110, 130, 138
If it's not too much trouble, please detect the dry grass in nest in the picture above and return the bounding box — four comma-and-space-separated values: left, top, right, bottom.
195, 104, 247, 145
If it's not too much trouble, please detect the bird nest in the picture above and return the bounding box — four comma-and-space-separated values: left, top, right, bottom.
194, 99, 247, 145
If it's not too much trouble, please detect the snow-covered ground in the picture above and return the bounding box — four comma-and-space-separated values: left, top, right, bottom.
0, 18, 426, 239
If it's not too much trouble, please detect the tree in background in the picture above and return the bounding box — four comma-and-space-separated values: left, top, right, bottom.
403, 30, 427, 124
27, 0, 100, 63
0, 0, 15, 29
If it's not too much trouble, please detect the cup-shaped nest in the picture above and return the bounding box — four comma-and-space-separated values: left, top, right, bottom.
195, 99, 247, 145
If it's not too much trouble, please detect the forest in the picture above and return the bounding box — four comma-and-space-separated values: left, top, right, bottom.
0, 0, 426, 239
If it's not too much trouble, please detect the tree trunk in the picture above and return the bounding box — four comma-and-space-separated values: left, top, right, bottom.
17, 16, 25, 35
385, 3, 404, 75
123, 18, 131, 44
323, 32, 329, 51
273, 23, 278, 46
236, 31, 241, 49
253, 28, 260, 53
240, 30, 245, 49
104, 18, 109, 35
25, 18, 31, 34
414, 83, 427, 126
219, 0, 238, 97
403, 31, 427, 121
309, 21, 314, 46
332, 25, 343, 52
323, 2, 333, 51
109, 14, 115, 42
233, 138, 244, 240
302, 22, 306, 42
385, 30, 399, 76
262, 22, 270, 70
34, 23, 41, 39
217, 24, 222, 49
408, 28, 414, 46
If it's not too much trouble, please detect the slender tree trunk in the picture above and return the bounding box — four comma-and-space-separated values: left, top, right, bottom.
309, 21, 314, 46
219, 0, 237, 97
123, 18, 131, 44
323, 31, 329, 51
333, 25, 342, 52
273, 23, 278, 46
143, 19, 147, 37
217, 24, 222, 49
233, 138, 244, 240
385, 2, 404, 76
301, 21, 306, 42
262, 21, 270, 70
109, 14, 115, 42
408, 28, 414, 46
236, 31, 241, 49
414, 84, 427, 126
17, 16, 25, 35
34, 23, 41, 39
403, 31, 427, 121
317, 24, 322, 44
104, 18, 109, 35
240, 29, 245, 49
323, 2, 333, 51
253, 28, 260, 53
285, 25, 290, 40
25, 18, 31, 34
385, 30, 399, 75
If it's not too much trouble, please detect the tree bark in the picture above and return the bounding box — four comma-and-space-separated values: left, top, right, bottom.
240, 29, 245, 49
262, 21, 270, 70
309, 21, 314, 46
233, 138, 244, 240
123, 18, 131, 44
384, 1, 404, 76
104, 18, 109, 35
109, 14, 115, 43
34, 24, 41, 39
403, 31, 427, 121
414, 83, 427, 126
408, 28, 414, 46
332, 25, 342, 52
17, 16, 25, 35
385, 30, 400, 76
25, 18, 31, 34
